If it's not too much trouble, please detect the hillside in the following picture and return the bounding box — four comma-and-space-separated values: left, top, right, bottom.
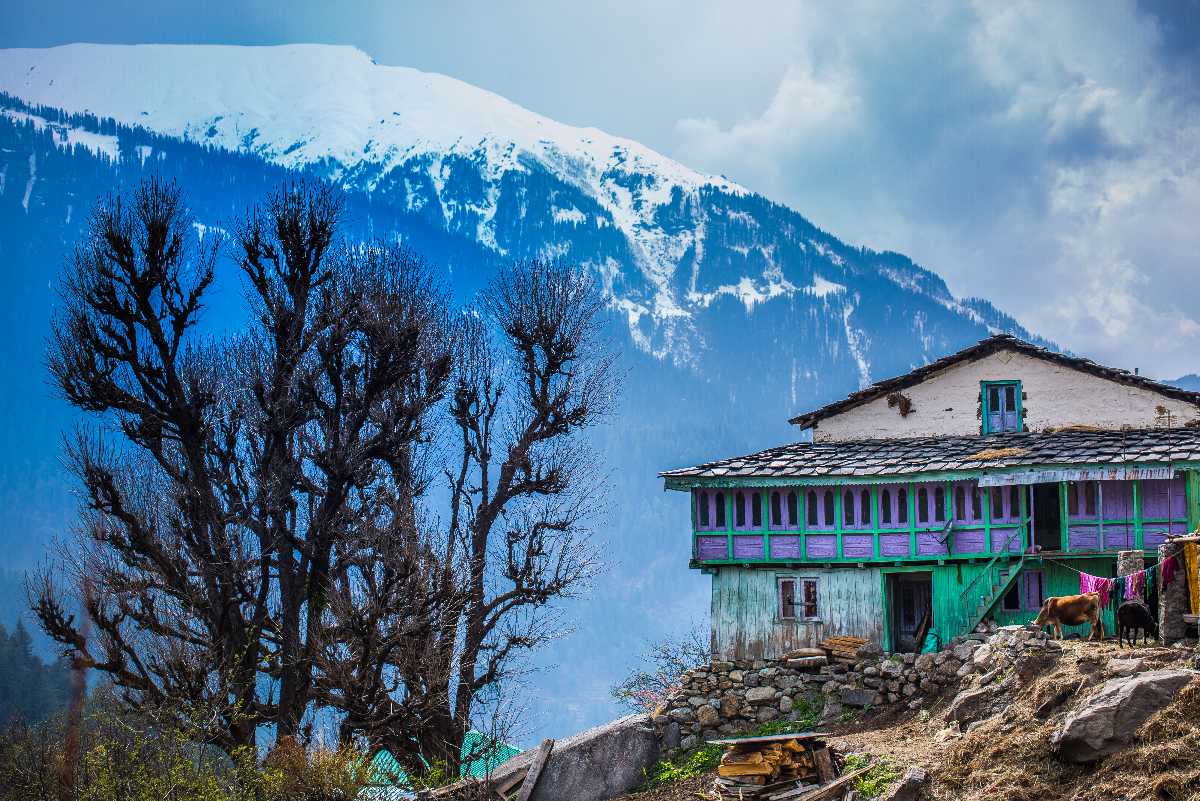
622, 637, 1200, 801
0, 43, 1044, 739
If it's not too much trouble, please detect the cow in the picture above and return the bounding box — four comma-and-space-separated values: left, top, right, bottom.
1033, 592, 1104, 641
1116, 600, 1158, 648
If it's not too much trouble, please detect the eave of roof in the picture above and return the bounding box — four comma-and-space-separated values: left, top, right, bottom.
659, 426, 1200, 487
787, 334, 1200, 429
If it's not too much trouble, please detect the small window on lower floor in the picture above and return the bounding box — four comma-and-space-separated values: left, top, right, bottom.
779, 578, 796, 619
778, 577, 820, 620
1002, 584, 1020, 611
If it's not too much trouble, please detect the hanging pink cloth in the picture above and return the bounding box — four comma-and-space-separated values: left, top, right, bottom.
1123, 569, 1146, 599
1080, 572, 1113, 608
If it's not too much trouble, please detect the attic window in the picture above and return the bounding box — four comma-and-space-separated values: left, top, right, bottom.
982, 380, 1021, 434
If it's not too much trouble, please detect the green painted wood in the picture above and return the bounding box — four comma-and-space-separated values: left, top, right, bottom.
1187, 469, 1200, 533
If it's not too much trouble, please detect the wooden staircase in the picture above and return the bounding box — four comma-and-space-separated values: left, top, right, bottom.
959, 548, 1027, 636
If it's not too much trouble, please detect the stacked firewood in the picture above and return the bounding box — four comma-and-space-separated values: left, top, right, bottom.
708, 733, 869, 800
819, 636, 868, 662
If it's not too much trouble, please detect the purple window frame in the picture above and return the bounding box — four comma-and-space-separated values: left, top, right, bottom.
914, 482, 945, 526
989, 485, 1023, 524
769, 489, 801, 531
1066, 481, 1099, 521
732, 490, 763, 531
952, 481, 985, 524
806, 488, 836, 530
843, 487, 872, 530
695, 490, 721, 531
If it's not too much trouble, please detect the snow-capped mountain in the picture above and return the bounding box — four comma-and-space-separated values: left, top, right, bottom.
0, 43, 1033, 370
0, 43, 1043, 741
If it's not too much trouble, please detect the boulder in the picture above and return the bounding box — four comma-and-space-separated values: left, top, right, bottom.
1051, 670, 1195, 762
719, 695, 740, 718
946, 684, 1003, 724
490, 713, 661, 801
840, 687, 876, 707
1106, 658, 1144, 676
881, 766, 928, 801
745, 686, 776, 704
696, 704, 720, 727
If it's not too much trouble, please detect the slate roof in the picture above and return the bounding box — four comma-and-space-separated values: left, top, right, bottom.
659, 427, 1200, 483
788, 334, 1200, 428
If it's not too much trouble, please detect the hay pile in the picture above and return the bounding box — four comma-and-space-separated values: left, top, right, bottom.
963, 446, 1028, 461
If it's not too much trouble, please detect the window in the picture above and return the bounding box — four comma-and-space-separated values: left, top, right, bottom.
1010, 485, 1021, 519
771, 492, 783, 527
982, 380, 1021, 434
735, 491, 747, 528
1068, 481, 1099, 521
897, 488, 908, 524
787, 491, 799, 524
843, 490, 855, 526
697, 491, 711, 528
779, 578, 796, 619
779, 576, 820, 620
751, 491, 762, 528
860, 489, 871, 525
917, 488, 929, 523
823, 491, 835, 526
1084, 483, 1097, 516
955, 486, 966, 520
807, 491, 818, 526
714, 492, 726, 527
934, 487, 945, 522
881, 489, 892, 524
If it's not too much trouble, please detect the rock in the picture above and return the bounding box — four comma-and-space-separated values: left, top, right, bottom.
679, 734, 698, 751
779, 696, 794, 713
955, 661, 974, 678
820, 700, 844, 722
745, 672, 761, 688
1107, 658, 1145, 676
972, 644, 994, 665
840, 687, 876, 707
696, 704, 720, 727
903, 653, 917, 665
880, 660, 904, 678
759, 667, 778, 679
745, 686, 776, 704
880, 766, 928, 801
902, 683, 917, 697
490, 713, 661, 801
1052, 670, 1195, 762
756, 706, 779, 723
952, 642, 977, 662
711, 661, 734, 672
668, 706, 694, 723
729, 670, 745, 683
946, 684, 1003, 724
719, 695, 740, 718
857, 642, 884, 658
914, 653, 936, 672
662, 722, 681, 750
688, 696, 708, 707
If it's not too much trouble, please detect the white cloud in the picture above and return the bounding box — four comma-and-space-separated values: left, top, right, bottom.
671, 0, 1200, 377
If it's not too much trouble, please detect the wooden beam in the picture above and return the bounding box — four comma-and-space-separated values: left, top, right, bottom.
790, 765, 874, 801
516, 739, 554, 801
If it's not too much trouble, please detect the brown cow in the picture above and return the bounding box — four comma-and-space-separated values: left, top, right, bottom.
1033, 592, 1104, 641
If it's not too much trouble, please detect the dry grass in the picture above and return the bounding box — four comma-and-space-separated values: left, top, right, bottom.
963, 446, 1028, 461
1042, 423, 1106, 433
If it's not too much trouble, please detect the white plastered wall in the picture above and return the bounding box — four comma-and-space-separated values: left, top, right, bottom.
811, 349, 1200, 442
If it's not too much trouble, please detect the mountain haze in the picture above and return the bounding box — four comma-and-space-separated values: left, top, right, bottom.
0, 43, 1041, 740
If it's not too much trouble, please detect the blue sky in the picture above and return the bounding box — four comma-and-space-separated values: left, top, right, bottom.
2, 0, 1198, 374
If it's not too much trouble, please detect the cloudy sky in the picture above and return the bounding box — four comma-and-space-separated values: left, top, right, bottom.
2, 0, 1198, 376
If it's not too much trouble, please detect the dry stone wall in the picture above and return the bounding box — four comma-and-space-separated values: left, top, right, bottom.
653, 625, 1056, 754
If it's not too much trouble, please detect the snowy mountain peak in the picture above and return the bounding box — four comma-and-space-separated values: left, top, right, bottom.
0, 44, 738, 195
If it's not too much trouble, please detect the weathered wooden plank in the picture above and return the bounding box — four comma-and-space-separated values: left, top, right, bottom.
515, 739, 553, 801
706, 732, 831, 745
789, 765, 874, 801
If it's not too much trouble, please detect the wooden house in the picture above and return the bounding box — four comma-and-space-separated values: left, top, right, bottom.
660, 335, 1200, 659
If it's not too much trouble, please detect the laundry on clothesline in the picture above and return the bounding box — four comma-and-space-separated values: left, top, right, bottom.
1123, 569, 1146, 599
1163, 554, 1178, 586
1080, 572, 1115, 608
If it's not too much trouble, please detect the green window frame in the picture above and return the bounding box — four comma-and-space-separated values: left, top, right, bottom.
981, 380, 1022, 434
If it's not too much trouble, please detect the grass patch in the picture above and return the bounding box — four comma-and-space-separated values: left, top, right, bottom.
842, 754, 903, 799
641, 744, 723, 789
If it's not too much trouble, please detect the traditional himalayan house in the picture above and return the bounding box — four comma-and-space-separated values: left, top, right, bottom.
659, 335, 1200, 659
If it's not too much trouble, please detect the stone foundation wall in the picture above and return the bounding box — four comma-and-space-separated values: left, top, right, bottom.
653, 625, 1054, 754
1159, 541, 1190, 643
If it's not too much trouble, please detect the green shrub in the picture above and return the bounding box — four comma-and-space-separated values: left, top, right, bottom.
641, 743, 724, 789
842, 754, 903, 799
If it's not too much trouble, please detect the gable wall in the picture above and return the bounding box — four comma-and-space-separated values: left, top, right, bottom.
812, 350, 1200, 442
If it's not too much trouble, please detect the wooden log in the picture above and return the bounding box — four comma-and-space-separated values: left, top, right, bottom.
788, 766, 874, 801
812, 747, 836, 783
516, 739, 554, 801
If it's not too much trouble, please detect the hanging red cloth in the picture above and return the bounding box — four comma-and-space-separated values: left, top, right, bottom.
1163, 555, 1178, 587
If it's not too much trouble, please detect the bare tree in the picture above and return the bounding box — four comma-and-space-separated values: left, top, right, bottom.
35, 178, 454, 750
610, 624, 710, 713
36, 177, 616, 769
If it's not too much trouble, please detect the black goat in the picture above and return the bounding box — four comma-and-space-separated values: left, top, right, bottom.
1116, 600, 1158, 648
